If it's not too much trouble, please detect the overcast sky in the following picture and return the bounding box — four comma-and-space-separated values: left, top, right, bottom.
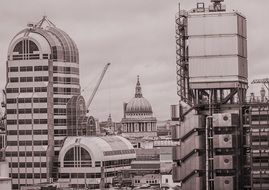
0, 0, 269, 122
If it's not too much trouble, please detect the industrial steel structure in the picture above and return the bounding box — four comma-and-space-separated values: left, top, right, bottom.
173, 1, 269, 189
171, 0, 257, 190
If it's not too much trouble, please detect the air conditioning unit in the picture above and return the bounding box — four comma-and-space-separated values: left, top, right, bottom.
213, 113, 238, 127
214, 176, 234, 190
213, 134, 234, 148
214, 155, 234, 169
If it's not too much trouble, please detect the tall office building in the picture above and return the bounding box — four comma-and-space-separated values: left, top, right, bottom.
5, 17, 80, 189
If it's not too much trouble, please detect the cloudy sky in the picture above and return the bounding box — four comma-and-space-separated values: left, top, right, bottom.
0, 0, 268, 122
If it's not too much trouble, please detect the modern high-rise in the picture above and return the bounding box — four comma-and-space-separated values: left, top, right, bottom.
5, 16, 80, 189
172, 0, 248, 189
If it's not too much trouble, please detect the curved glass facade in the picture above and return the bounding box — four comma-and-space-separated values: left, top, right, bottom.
9, 25, 79, 63
64, 147, 92, 167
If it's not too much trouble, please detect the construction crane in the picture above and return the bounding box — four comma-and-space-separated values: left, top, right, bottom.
251, 78, 269, 96
85, 63, 111, 112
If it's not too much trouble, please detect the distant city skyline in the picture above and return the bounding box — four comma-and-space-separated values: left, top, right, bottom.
0, 0, 268, 121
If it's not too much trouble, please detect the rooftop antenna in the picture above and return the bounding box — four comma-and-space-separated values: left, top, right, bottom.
211, 0, 224, 11
36, 15, 56, 28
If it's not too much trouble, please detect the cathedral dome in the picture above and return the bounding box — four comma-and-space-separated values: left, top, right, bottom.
125, 76, 153, 114
126, 97, 152, 113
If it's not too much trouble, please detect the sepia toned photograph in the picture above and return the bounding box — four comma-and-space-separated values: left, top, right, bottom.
0, 0, 268, 189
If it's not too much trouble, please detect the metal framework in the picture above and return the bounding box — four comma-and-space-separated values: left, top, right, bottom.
174, 1, 247, 190
175, 4, 191, 105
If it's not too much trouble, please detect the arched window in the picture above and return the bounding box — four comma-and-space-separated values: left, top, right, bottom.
13, 41, 23, 54
29, 40, 39, 53
63, 146, 92, 167
12, 40, 39, 60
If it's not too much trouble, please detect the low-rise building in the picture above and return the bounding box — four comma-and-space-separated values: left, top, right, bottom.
58, 136, 136, 189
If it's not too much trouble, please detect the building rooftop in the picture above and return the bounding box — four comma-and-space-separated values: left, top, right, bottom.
8, 16, 79, 63
58, 136, 135, 164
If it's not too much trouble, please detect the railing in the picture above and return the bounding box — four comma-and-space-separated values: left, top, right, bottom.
196, 96, 269, 106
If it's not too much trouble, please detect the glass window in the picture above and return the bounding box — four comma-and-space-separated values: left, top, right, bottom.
10, 77, 18, 83
29, 40, 39, 53
64, 147, 92, 167
6, 99, 16, 104
9, 67, 18, 72
13, 41, 23, 54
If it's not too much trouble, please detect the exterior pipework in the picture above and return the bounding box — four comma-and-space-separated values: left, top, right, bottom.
175, 3, 190, 105
206, 115, 213, 190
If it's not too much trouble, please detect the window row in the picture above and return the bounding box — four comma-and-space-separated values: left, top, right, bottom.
6, 87, 47, 93
9, 77, 48, 83
6, 151, 46, 157
7, 119, 67, 126
6, 108, 65, 115
103, 159, 133, 168
6, 97, 47, 104
54, 119, 67, 126
54, 97, 70, 105
54, 108, 67, 115
7, 140, 48, 146
53, 87, 80, 95
9, 162, 46, 168
7, 108, 48, 114
60, 172, 117, 179
7, 130, 48, 136
54, 129, 67, 136
7, 119, 48, 125
12, 54, 40, 60
53, 77, 79, 85
103, 149, 135, 156
60, 173, 102, 179
6, 87, 79, 94
7, 140, 62, 147
53, 66, 79, 75
10, 173, 47, 179
8, 66, 48, 72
